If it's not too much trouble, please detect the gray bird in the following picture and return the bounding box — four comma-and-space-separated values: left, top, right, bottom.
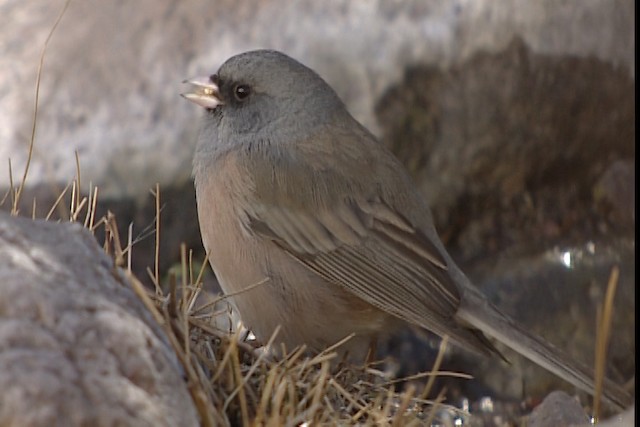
182, 49, 631, 409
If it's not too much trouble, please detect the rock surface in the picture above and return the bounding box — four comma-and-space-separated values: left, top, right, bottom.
594, 406, 635, 427
0, 213, 198, 427
527, 391, 635, 427
526, 391, 589, 427
0, 0, 634, 199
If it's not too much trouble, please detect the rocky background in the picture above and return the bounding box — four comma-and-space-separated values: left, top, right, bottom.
0, 0, 634, 422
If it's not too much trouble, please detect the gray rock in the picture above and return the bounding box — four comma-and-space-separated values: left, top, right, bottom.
0, 213, 198, 427
527, 391, 589, 427
593, 159, 635, 230
0, 0, 634, 199
592, 406, 635, 427
462, 238, 635, 403
376, 38, 634, 230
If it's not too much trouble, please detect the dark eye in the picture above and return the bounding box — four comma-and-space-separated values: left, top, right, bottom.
234, 84, 251, 101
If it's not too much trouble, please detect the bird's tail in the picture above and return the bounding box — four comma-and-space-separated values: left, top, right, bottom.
457, 288, 632, 411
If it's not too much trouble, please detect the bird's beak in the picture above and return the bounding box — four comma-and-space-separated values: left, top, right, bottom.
181, 76, 224, 109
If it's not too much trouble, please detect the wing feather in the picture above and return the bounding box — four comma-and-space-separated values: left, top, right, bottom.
251, 199, 497, 356
241, 128, 498, 356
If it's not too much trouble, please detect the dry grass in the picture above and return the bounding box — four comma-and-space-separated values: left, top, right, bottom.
5, 145, 470, 425
63, 173, 478, 424
107, 186, 469, 426
593, 266, 620, 422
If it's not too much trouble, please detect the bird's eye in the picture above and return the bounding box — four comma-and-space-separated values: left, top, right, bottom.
233, 84, 251, 101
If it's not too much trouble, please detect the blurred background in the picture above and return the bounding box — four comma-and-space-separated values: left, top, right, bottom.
0, 0, 634, 411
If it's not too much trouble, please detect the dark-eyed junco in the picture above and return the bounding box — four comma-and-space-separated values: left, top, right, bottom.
182, 50, 631, 409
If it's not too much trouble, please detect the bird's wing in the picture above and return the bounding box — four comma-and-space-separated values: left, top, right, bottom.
241, 134, 498, 355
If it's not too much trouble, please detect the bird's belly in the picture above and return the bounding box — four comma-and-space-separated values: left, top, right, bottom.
197, 196, 392, 357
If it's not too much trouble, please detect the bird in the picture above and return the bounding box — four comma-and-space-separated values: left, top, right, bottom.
182, 49, 631, 410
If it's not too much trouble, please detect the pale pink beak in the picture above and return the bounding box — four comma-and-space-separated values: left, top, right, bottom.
181, 76, 224, 109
